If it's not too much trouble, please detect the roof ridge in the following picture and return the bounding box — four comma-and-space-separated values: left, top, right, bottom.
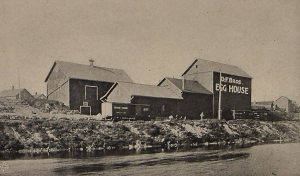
118, 81, 162, 87
56, 60, 125, 71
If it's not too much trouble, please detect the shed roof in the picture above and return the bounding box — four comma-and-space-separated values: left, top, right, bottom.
0, 89, 26, 97
182, 59, 252, 78
102, 82, 183, 100
45, 61, 134, 83
159, 77, 213, 95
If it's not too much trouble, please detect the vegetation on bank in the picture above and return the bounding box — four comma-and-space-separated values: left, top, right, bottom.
1, 98, 300, 153
1, 117, 300, 153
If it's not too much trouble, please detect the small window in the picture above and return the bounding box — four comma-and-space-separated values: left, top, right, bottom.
196, 65, 198, 68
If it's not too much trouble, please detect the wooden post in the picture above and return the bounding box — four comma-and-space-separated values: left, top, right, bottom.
218, 71, 222, 120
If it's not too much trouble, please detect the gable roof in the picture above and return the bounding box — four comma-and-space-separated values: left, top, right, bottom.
182, 59, 252, 78
158, 77, 213, 95
45, 60, 134, 83
275, 96, 292, 102
0, 89, 26, 97
102, 82, 183, 100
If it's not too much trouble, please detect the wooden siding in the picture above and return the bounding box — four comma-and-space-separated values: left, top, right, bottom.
179, 93, 213, 119
20, 89, 34, 100
46, 64, 69, 106
158, 78, 213, 119
275, 97, 296, 112
47, 81, 69, 106
213, 72, 252, 117
106, 85, 132, 103
131, 97, 179, 117
69, 79, 114, 115
184, 71, 213, 93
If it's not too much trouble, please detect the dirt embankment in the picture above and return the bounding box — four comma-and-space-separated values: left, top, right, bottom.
1, 118, 300, 153
1, 98, 300, 153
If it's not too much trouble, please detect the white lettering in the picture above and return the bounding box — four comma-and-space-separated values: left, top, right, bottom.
229, 85, 234, 92
221, 76, 242, 85
216, 84, 227, 92
227, 85, 249, 94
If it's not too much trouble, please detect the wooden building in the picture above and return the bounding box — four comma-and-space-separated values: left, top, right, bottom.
0, 87, 33, 100
275, 96, 297, 113
158, 77, 213, 118
182, 59, 252, 119
33, 92, 47, 99
101, 82, 183, 118
45, 60, 134, 115
251, 101, 274, 110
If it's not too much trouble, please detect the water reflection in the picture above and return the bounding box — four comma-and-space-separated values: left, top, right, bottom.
53, 151, 249, 175
0, 143, 254, 161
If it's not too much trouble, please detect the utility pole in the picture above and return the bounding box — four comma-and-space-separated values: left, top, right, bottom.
18, 68, 21, 100
218, 71, 222, 120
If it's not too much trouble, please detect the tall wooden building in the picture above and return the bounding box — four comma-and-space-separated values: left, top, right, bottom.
182, 59, 252, 118
45, 60, 134, 115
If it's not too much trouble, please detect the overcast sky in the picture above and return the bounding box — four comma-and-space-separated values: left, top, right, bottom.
0, 0, 299, 104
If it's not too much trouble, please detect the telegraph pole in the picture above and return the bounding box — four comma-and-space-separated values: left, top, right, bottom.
18, 68, 21, 100
218, 71, 222, 120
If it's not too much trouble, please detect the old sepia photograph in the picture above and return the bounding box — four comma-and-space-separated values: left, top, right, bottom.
0, 0, 299, 175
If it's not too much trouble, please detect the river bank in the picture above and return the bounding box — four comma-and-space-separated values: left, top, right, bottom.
1, 115, 300, 153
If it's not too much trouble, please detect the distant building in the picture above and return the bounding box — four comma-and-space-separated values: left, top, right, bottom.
275, 96, 298, 113
45, 60, 134, 115
0, 86, 33, 100
181, 59, 252, 118
33, 92, 47, 99
252, 101, 274, 110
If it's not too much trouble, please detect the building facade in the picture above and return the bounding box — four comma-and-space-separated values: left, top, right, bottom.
275, 96, 297, 113
101, 82, 183, 118
45, 60, 133, 115
158, 77, 213, 118
182, 59, 252, 119
45, 59, 252, 119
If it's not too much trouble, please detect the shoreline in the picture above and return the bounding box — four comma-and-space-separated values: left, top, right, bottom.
1, 117, 300, 155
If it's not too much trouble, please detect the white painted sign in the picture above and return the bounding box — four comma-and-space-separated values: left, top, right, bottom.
216, 76, 249, 94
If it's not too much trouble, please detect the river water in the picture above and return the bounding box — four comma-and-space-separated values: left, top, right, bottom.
0, 143, 300, 176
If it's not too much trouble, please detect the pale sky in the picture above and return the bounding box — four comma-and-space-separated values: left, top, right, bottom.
0, 0, 299, 104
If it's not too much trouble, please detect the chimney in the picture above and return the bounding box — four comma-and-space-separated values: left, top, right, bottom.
182, 78, 185, 90
89, 59, 94, 66
12, 85, 14, 90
